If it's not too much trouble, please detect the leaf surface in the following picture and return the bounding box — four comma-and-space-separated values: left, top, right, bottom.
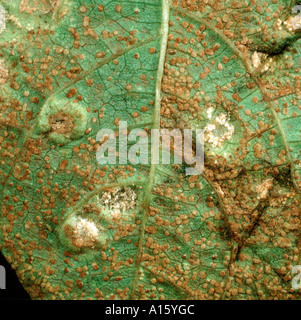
0, 0, 300, 300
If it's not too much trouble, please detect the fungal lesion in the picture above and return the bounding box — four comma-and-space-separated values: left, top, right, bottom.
70, 218, 100, 249
256, 178, 274, 200
58, 186, 138, 252
189, 103, 240, 159
204, 113, 235, 148
35, 98, 88, 145
59, 215, 106, 252
49, 112, 74, 136
251, 50, 277, 74
99, 187, 138, 219
251, 51, 268, 69
283, 16, 301, 32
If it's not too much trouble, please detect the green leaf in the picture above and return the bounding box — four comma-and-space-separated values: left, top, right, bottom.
0, 0, 300, 300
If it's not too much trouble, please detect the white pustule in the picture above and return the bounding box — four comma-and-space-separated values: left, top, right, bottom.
72, 218, 100, 248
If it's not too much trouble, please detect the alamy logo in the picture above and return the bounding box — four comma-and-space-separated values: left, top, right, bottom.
292, 5, 301, 30
292, 265, 301, 290
96, 121, 204, 176
0, 5, 6, 33
0, 265, 5, 289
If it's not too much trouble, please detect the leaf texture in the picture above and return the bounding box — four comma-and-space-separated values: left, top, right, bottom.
0, 0, 300, 300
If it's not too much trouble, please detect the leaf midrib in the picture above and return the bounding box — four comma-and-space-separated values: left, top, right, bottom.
129, 0, 171, 299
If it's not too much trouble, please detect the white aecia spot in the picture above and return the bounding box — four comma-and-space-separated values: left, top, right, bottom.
252, 51, 275, 73
252, 51, 268, 69
252, 51, 261, 69
285, 15, 301, 31
26, 23, 34, 31
263, 57, 276, 72
183, 262, 191, 270
72, 218, 99, 248
275, 18, 283, 31
138, 268, 144, 280
204, 113, 235, 148
215, 113, 227, 125
99, 187, 137, 218
256, 179, 273, 200
206, 107, 214, 119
